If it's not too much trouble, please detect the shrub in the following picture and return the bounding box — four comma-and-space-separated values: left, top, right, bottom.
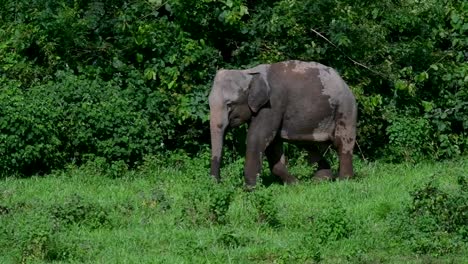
0, 79, 64, 176
409, 177, 468, 239
179, 180, 234, 226
385, 114, 432, 162
50, 194, 112, 229
208, 185, 235, 225
216, 230, 249, 249
0, 0, 467, 176
313, 205, 353, 243
253, 188, 281, 228
390, 175, 468, 256
0, 205, 90, 263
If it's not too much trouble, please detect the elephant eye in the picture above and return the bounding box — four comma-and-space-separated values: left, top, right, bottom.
226, 102, 235, 113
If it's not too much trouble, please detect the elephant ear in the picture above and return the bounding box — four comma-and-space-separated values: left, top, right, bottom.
248, 73, 270, 113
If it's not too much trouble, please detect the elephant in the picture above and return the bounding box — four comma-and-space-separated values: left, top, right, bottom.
209, 60, 357, 188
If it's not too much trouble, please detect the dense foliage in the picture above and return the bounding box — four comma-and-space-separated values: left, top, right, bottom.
1, 0, 467, 175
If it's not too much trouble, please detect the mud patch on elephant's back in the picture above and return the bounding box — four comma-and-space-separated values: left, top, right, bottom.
279, 60, 326, 74
318, 67, 345, 106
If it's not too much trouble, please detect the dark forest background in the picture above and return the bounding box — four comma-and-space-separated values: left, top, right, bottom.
0, 0, 466, 176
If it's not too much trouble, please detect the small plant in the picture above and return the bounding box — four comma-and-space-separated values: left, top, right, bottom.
1, 209, 87, 263
141, 187, 171, 212
208, 185, 234, 225
21, 229, 88, 263
180, 189, 207, 226
0, 204, 10, 215
179, 179, 235, 226
296, 234, 323, 263
385, 115, 432, 162
253, 188, 281, 228
409, 178, 467, 237
50, 194, 111, 230
408, 226, 462, 256
179, 178, 213, 226
390, 176, 468, 256
314, 205, 353, 243
216, 230, 248, 248
21, 228, 52, 263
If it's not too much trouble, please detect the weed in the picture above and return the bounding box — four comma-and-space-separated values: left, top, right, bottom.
180, 189, 207, 226
0, 209, 88, 263
409, 229, 462, 256
180, 181, 234, 226
296, 234, 323, 263
50, 194, 112, 229
217, 230, 248, 248
390, 175, 468, 256
374, 201, 394, 220
21, 230, 88, 263
208, 185, 235, 225
0, 205, 10, 215
140, 187, 171, 212
20, 228, 52, 263
409, 177, 467, 238
253, 188, 281, 228
314, 205, 353, 243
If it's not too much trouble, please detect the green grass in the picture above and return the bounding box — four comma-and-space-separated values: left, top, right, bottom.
1, 154, 467, 263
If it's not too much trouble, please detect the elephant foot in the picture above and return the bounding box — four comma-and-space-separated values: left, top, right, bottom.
313, 169, 333, 181
243, 184, 257, 192
282, 176, 298, 185
211, 175, 221, 183
336, 174, 352, 181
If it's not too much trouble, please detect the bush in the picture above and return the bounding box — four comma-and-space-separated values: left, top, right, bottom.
409, 177, 468, 239
179, 180, 235, 226
0, 199, 97, 262
253, 188, 281, 228
390, 175, 468, 256
50, 194, 112, 229
0, 0, 467, 175
385, 114, 432, 162
314, 205, 353, 243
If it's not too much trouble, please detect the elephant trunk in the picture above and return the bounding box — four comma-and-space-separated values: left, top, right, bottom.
209, 106, 228, 181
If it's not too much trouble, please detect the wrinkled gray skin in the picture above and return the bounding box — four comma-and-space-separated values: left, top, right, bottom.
209, 60, 357, 188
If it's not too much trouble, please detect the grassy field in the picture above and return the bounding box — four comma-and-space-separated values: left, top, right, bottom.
1, 154, 467, 263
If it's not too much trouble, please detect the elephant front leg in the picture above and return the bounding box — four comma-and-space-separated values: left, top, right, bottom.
244, 113, 282, 188
244, 132, 274, 187
266, 138, 297, 184
244, 149, 263, 188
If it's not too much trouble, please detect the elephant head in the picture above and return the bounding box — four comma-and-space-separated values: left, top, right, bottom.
209, 65, 270, 180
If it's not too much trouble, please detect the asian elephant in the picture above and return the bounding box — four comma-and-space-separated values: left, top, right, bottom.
209, 60, 357, 188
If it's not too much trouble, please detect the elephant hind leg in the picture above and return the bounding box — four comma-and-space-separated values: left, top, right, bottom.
308, 143, 333, 181
333, 121, 356, 180
265, 138, 298, 185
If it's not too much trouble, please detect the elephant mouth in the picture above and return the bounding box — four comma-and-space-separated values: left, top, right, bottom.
229, 118, 243, 127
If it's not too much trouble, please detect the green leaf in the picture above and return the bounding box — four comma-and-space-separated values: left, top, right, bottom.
422, 101, 434, 112
144, 68, 156, 80
415, 72, 429, 83
136, 53, 144, 63
395, 80, 407, 91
